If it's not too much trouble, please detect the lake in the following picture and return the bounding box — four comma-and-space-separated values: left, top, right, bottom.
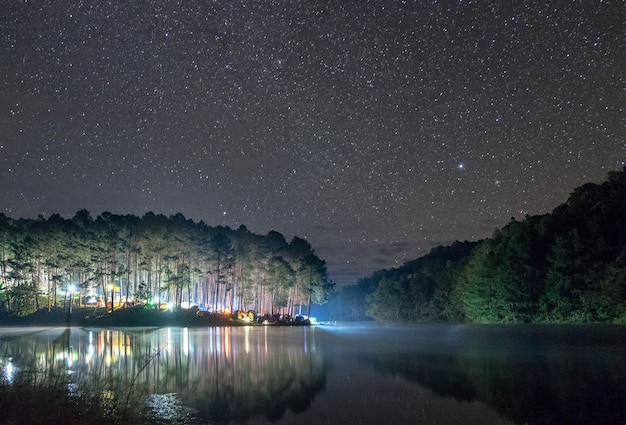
0, 323, 625, 424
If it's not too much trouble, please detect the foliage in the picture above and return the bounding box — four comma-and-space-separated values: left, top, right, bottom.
357, 166, 626, 324
0, 211, 333, 318
362, 241, 477, 322
328, 277, 377, 321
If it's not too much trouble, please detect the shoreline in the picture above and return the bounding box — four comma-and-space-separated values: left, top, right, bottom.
0, 307, 312, 328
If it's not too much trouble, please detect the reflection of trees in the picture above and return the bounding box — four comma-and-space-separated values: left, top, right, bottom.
0, 328, 73, 383
350, 325, 626, 425
140, 327, 328, 423
0, 329, 94, 423
0, 326, 328, 424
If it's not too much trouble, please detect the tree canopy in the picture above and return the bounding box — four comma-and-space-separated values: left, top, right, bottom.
340, 167, 626, 324
0, 211, 333, 317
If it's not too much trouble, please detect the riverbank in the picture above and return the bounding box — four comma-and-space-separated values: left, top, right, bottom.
0, 307, 314, 328
0, 307, 237, 328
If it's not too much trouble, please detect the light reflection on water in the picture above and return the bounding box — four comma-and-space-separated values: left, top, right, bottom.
1, 323, 625, 424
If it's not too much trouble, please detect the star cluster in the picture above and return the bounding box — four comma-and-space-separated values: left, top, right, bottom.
1, 0, 625, 284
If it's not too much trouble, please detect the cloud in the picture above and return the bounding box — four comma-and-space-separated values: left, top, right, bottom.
316, 239, 437, 286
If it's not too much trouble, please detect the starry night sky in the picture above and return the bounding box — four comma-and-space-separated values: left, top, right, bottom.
1, 1, 625, 285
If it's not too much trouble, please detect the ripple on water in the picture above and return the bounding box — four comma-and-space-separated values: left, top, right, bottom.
143, 393, 199, 425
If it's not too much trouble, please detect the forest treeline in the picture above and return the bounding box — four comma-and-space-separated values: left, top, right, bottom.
0, 211, 333, 317
330, 167, 626, 323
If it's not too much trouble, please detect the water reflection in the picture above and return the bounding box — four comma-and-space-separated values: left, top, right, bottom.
0, 326, 327, 424
1, 324, 625, 424
321, 324, 626, 425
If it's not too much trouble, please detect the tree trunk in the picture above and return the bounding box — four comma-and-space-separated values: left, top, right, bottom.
125, 246, 131, 305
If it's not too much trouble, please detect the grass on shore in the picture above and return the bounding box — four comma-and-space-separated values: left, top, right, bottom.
1, 306, 237, 328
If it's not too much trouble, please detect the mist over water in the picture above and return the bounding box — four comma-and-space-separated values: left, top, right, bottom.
1, 323, 624, 424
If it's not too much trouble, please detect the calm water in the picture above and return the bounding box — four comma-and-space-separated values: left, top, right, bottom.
1, 323, 625, 425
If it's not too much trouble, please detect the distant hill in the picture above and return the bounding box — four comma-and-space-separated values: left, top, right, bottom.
332, 167, 626, 324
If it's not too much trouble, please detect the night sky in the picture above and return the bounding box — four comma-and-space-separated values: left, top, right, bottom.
1, 1, 625, 285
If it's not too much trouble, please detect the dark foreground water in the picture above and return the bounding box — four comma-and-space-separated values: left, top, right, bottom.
1, 323, 625, 424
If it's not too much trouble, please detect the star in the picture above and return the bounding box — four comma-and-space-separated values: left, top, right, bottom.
0, 0, 624, 285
